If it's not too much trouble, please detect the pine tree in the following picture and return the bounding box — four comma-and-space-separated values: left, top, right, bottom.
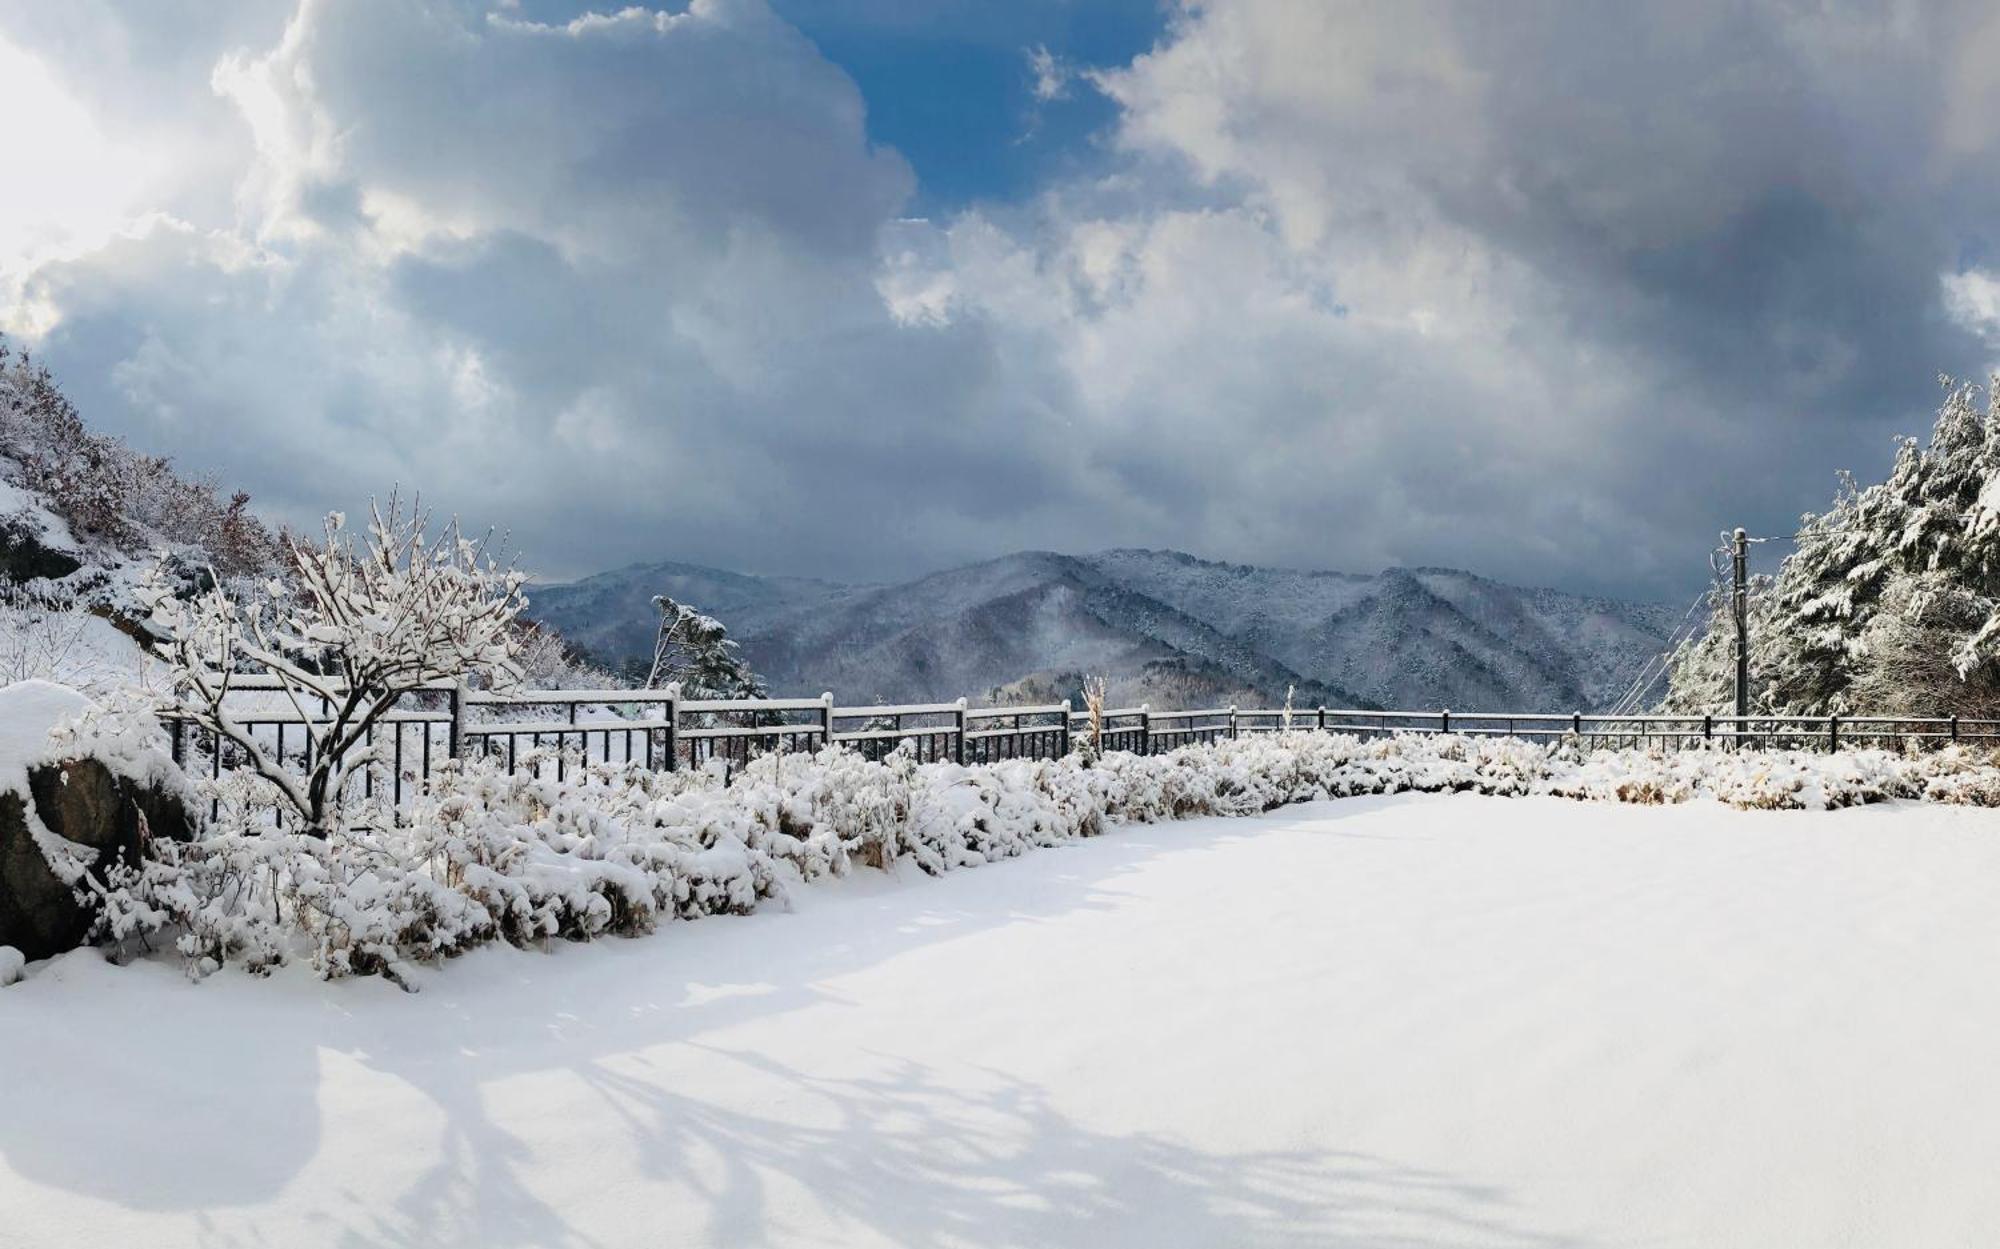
1666, 377, 2000, 716
638, 595, 766, 698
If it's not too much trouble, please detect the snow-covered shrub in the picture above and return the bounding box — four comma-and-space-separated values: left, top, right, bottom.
83, 728, 2000, 986
512, 621, 619, 691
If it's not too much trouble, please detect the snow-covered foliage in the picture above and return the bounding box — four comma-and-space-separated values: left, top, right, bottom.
87, 728, 2000, 985
1666, 377, 2000, 717
512, 620, 618, 691
0, 580, 151, 697
142, 500, 526, 837
639, 594, 765, 697
0, 335, 282, 578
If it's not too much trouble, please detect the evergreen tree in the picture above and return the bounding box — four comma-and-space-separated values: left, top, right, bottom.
1665, 377, 2000, 716
637, 594, 766, 698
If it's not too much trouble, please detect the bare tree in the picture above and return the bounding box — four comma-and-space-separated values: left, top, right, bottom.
142, 498, 526, 837
1079, 674, 1109, 759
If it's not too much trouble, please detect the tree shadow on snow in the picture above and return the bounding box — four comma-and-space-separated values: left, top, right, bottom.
0, 794, 1567, 1247
546, 1044, 1589, 1249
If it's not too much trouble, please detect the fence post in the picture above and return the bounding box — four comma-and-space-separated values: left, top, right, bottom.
820, 692, 835, 753
1950, 714, 1959, 744
1441, 708, 1451, 736
1228, 705, 1238, 739
1703, 713, 1713, 745
953, 697, 968, 764
663, 682, 680, 772
1139, 703, 1152, 755
448, 681, 465, 761
1828, 714, 1838, 752
1059, 699, 1072, 757
1317, 705, 1327, 733
1572, 710, 1582, 740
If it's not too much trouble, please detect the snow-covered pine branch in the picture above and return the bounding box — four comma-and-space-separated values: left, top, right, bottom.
1665, 374, 2000, 717
641, 593, 765, 698
140, 497, 527, 837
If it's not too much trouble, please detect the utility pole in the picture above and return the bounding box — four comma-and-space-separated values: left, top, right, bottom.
1732, 526, 1749, 726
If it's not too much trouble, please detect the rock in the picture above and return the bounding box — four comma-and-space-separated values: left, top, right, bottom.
0, 513, 83, 583
0, 682, 195, 962
0, 760, 194, 961
0, 945, 22, 986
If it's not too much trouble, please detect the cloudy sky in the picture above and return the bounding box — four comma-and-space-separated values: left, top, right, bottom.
4, 0, 2000, 601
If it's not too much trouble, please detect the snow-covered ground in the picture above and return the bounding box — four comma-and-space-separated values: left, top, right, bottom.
5, 792, 2000, 1248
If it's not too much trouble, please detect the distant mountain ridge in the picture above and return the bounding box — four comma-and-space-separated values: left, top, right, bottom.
526, 548, 1679, 711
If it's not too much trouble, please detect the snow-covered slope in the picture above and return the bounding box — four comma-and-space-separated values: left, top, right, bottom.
529, 548, 1677, 710
0, 343, 290, 693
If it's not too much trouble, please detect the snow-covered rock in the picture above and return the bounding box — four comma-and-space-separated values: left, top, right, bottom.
0, 680, 195, 960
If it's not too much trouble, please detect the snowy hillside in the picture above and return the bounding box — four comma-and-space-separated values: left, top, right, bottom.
529, 549, 1677, 710
0, 340, 288, 694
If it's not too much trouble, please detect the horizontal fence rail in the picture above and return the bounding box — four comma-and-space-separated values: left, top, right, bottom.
163, 679, 2000, 824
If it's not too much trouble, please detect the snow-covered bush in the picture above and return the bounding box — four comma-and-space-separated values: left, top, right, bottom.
87, 729, 2000, 986
512, 620, 618, 691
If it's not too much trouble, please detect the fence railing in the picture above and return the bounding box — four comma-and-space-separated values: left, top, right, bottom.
164, 679, 2000, 822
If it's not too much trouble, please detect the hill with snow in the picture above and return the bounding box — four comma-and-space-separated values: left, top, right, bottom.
529, 549, 1678, 710
0, 339, 296, 694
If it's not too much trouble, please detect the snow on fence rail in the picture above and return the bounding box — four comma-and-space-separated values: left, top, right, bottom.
161, 680, 2000, 821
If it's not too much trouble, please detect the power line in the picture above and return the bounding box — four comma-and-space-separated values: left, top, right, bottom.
1606, 577, 1718, 718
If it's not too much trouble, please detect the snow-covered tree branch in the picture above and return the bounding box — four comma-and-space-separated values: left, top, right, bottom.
1665, 375, 2000, 718
141, 498, 527, 836
641, 594, 765, 698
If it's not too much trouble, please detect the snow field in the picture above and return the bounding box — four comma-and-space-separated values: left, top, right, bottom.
6, 794, 2000, 1247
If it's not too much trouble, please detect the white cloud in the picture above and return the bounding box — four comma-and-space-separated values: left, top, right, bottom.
3, 0, 1999, 598
1944, 269, 2000, 336
1026, 44, 1069, 103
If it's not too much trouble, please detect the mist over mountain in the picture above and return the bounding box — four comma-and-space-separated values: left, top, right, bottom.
528, 548, 1678, 712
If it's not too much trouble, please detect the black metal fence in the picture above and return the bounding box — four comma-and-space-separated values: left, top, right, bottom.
166, 679, 2000, 822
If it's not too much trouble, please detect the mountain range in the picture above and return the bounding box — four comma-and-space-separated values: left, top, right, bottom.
527, 549, 1680, 712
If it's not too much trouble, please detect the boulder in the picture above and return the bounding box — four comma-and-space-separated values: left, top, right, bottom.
0, 681, 195, 962
0, 513, 83, 583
